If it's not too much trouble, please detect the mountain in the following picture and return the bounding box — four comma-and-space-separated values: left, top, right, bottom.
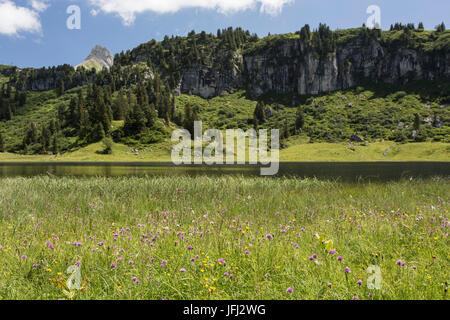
76, 45, 114, 71
8, 26, 450, 97
0, 25, 448, 157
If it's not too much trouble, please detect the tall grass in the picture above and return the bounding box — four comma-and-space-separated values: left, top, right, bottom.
0, 176, 448, 300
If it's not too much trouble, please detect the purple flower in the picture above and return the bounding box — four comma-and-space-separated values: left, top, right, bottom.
132, 277, 140, 284
111, 263, 117, 269
187, 245, 193, 250
218, 258, 226, 265
33, 263, 39, 268
357, 280, 363, 286
286, 287, 293, 294
266, 234, 273, 240
229, 274, 234, 279
129, 260, 134, 265
45, 241, 55, 250
396, 260, 406, 266
312, 254, 318, 259
265, 273, 270, 278
245, 250, 250, 255
344, 267, 351, 273
352, 296, 359, 300
224, 272, 229, 277
97, 241, 104, 246
328, 249, 336, 255
75, 261, 81, 266
337, 256, 344, 262
180, 268, 186, 273
21, 255, 27, 259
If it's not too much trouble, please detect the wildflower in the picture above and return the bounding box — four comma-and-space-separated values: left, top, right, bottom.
265, 273, 270, 278
337, 256, 344, 262
266, 234, 273, 240
396, 260, 406, 267
312, 254, 318, 259
45, 241, 55, 250
111, 263, 117, 269
180, 268, 186, 273
33, 263, 39, 268
21, 255, 27, 259
352, 296, 359, 300
132, 277, 140, 284
75, 261, 81, 266
286, 287, 293, 294
187, 245, 193, 250
357, 280, 363, 286
129, 260, 134, 265
229, 274, 234, 279
218, 258, 226, 265
328, 249, 336, 255
98, 241, 104, 246
345, 267, 351, 273
224, 272, 229, 277
245, 250, 250, 255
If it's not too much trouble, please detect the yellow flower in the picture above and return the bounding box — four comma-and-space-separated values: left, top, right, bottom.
46, 268, 52, 272
200, 269, 205, 273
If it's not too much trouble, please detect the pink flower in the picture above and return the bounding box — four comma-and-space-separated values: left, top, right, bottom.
286, 287, 293, 293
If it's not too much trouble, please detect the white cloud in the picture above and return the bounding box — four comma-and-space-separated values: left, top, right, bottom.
0, 0, 43, 36
29, 0, 50, 12
89, 0, 293, 26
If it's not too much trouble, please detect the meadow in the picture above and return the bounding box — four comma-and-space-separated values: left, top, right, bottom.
0, 176, 448, 300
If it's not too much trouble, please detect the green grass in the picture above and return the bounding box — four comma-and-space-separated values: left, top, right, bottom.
0, 140, 449, 162
0, 176, 448, 300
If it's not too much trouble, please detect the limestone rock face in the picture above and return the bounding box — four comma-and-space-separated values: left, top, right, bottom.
175, 37, 449, 99
77, 45, 114, 71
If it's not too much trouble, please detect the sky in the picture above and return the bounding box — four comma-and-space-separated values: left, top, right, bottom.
0, 0, 448, 68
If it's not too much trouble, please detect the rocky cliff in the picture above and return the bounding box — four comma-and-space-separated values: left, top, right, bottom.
176, 36, 450, 99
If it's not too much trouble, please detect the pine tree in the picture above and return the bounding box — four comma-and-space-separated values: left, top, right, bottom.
418, 22, 424, 30
413, 113, 421, 131
56, 79, 65, 97
295, 106, 305, 132
282, 120, 290, 139
435, 22, 446, 32
0, 133, 5, 153
52, 135, 58, 155
253, 101, 266, 125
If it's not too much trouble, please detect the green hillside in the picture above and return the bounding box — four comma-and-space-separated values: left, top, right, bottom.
0, 79, 449, 162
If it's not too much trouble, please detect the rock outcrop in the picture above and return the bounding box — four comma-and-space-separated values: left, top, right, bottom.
77, 45, 114, 71
175, 38, 449, 99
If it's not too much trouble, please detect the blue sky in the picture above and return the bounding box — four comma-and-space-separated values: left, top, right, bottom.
0, 0, 448, 68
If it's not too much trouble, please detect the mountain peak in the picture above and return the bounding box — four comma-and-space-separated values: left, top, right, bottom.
76, 45, 114, 71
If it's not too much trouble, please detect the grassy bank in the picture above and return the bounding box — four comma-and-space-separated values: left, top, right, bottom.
0, 176, 448, 300
0, 141, 448, 162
